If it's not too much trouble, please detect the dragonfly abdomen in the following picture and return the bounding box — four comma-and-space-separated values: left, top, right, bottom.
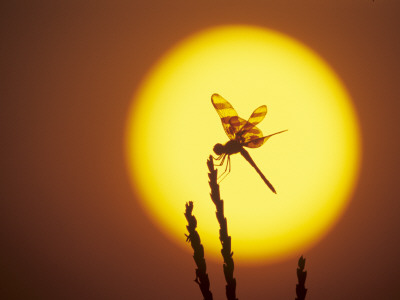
239, 148, 277, 194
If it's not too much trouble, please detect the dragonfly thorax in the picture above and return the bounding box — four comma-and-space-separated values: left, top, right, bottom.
213, 140, 242, 156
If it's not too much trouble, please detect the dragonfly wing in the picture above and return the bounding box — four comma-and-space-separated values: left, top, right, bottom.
241, 105, 267, 134
244, 135, 270, 148
229, 116, 248, 136
211, 93, 239, 140
244, 130, 288, 148
241, 126, 263, 145
235, 105, 267, 142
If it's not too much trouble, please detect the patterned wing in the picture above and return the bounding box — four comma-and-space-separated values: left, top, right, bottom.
211, 93, 239, 140
241, 125, 264, 145
240, 105, 267, 135
244, 130, 288, 148
229, 116, 248, 137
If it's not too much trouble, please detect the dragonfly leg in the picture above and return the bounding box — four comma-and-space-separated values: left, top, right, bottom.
211, 153, 223, 160
213, 153, 227, 167
217, 156, 231, 183
211, 153, 224, 163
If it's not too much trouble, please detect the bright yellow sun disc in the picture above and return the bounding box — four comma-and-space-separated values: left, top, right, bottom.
125, 25, 361, 265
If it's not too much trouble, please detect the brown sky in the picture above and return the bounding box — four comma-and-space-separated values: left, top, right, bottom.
1, 1, 399, 299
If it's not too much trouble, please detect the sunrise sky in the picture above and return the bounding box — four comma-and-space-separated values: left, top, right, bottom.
1, 1, 399, 299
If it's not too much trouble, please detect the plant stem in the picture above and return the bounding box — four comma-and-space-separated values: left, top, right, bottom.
207, 156, 238, 300
295, 255, 307, 300
184, 201, 213, 300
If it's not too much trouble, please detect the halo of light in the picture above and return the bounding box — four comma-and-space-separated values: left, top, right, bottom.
125, 25, 361, 265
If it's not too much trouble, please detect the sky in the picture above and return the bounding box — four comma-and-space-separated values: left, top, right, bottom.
1, 1, 399, 299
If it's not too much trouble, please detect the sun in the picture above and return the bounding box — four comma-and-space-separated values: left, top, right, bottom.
125, 25, 361, 265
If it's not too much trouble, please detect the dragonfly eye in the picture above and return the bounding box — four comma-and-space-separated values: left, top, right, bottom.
213, 143, 224, 155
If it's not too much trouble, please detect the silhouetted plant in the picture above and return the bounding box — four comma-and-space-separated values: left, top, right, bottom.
185, 156, 308, 300
207, 155, 238, 300
295, 255, 307, 300
184, 201, 213, 300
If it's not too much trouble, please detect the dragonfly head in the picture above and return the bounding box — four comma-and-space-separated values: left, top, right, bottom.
213, 143, 224, 155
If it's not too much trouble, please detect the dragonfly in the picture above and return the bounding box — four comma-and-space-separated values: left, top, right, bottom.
211, 93, 287, 194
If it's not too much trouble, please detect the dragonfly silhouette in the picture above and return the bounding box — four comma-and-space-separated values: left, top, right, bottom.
211, 93, 287, 194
